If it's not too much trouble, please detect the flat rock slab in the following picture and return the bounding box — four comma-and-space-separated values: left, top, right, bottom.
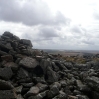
19, 57, 39, 68
0, 67, 13, 80
0, 90, 17, 99
0, 79, 14, 90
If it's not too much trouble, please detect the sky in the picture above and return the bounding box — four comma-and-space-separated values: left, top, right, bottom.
0, 0, 99, 50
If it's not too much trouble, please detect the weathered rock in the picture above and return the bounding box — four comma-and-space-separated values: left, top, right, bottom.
15, 85, 23, 94
46, 67, 58, 84
28, 91, 47, 99
3, 31, 13, 38
19, 57, 39, 68
3, 62, 19, 71
76, 80, 90, 92
36, 83, 48, 92
0, 67, 13, 80
86, 76, 99, 91
17, 68, 29, 80
20, 39, 33, 47
0, 90, 17, 99
0, 79, 14, 90
47, 84, 59, 99
17, 94, 24, 99
25, 86, 40, 98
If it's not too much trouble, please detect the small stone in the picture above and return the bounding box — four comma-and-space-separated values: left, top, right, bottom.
15, 85, 23, 94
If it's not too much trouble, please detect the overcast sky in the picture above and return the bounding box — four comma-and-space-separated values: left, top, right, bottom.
0, 0, 99, 50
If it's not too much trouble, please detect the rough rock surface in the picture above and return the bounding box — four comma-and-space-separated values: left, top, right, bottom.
0, 31, 99, 99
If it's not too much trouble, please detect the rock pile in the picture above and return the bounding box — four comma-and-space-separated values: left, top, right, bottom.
0, 31, 99, 99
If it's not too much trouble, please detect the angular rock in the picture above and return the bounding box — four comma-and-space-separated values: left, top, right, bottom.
46, 66, 58, 84
36, 83, 48, 92
17, 68, 29, 80
15, 85, 23, 94
20, 39, 33, 47
76, 80, 90, 92
17, 94, 24, 99
28, 91, 47, 99
0, 79, 14, 90
25, 86, 40, 98
86, 76, 99, 91
47, 84, 59, 99
0, 67, 13, 80
19, 57, 39, 68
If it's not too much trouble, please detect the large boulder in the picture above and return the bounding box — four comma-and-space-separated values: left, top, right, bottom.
19, 57, 39, 68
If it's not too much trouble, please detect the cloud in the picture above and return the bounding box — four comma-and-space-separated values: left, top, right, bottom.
70, 25, 86, 34
0, 0, 70, 26
38, 26, 59, 38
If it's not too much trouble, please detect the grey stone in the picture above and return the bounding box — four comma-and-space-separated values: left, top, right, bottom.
19, 57, 39, 68
47, 84, 59, 98
20, 39, 33, 47
36, 83, 48, 92
25, 86, 40, 98
17, 68, 29, 80
17, 94, 24, 99
46, 67, 58, 84
76, 80, 90, 92
86, 76, 99, 91
0, 79, 14, 90
0, 67, 13, 80
15, 85, 23, 94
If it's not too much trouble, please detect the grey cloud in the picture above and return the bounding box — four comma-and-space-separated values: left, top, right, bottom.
38, 26, 59, 38
82, 40, 94, 45
0, 0, 70, 26
71, 25, 86, 34
93, 12, 99, 20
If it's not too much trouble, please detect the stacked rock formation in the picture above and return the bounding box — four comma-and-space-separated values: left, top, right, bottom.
0, 31, 99, 99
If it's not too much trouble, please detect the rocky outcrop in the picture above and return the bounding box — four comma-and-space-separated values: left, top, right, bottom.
0, 31, 99, 99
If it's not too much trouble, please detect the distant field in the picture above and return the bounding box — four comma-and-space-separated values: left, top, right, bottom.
42, 49, 99, 57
